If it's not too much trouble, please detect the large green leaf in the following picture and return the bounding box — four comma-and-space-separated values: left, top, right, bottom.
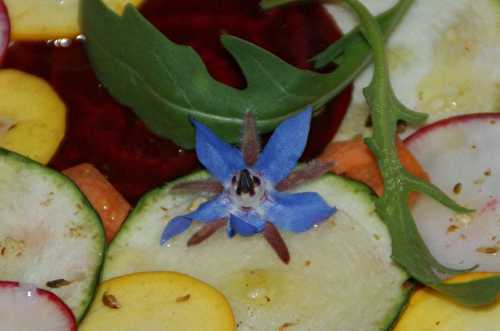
81, 0, 410, 148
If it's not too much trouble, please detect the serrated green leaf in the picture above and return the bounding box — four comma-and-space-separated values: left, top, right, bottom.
344, 0, 500, 306
81, 0, 409, 148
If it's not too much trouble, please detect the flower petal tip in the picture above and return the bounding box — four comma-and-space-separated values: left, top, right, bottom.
254, 107, 314, 183
266, 191, 336, 233
160, 217, 193, 245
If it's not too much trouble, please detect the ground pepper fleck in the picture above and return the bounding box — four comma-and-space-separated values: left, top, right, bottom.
176, 294, 191, 303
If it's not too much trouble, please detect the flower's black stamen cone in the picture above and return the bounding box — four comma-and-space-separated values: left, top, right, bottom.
187, 218, 227, 246
172, 179, 224, 194
262, 222, 290, 264
276, 159, 335, 192
242, 111, 260, 166
236, 169, 255, 196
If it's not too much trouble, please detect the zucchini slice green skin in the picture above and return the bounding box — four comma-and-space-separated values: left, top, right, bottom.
104, 171, 409, 331
0, 148, 106, 321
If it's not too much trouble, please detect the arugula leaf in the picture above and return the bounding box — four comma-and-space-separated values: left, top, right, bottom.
343, 0, 500, 306
81, 0, 409, 148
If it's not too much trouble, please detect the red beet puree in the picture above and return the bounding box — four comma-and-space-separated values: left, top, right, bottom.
4, 0, 351, 203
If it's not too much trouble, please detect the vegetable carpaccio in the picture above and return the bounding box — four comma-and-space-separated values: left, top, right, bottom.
4, 0, 351, 202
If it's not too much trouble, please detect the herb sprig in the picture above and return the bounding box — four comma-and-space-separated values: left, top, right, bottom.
81, 0, 410, 148
264, 0, 500, 306
344, 0, 500, 306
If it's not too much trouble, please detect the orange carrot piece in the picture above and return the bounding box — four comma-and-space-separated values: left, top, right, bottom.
319, 136, 428, 205
63, 163, 131, 242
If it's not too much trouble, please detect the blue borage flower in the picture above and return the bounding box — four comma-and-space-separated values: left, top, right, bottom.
160, 107, 336, 263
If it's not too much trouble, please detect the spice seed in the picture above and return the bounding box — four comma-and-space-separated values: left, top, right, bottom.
452, 183, 462, 194
102, 292, 121, 309
46, 279, 71, 288
279, 322, 297, 331
447, 225, 459, 234
476, 246, 498, 255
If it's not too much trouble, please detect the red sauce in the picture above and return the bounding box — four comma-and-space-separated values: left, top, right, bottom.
4, 0, 351, 203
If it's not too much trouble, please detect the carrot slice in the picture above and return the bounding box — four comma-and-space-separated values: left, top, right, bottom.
319, 136, 428, 205
63, 163, 131, 242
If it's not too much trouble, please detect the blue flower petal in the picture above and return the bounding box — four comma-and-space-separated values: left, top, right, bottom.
254, 107, 312, 184
160, 217, 192, 245
160, 195, 230, 244
266, 191, 336, 232
192, 119, 245, 183
183, 194, 230, 222
228, 214, 261, 237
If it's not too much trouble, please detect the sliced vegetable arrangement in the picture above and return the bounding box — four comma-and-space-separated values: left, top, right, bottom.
0, 0, 500, 329
0, 149, 105, 320
102, 172, 409, 331
323, 0, 500, 141
406, 114, 500, 272
328, 0, 500, 305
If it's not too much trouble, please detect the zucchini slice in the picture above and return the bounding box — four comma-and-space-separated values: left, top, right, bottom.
103, 172, 409, 331
0, 149, 105, 320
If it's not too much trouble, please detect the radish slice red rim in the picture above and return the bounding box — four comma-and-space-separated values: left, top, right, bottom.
0, 0, 9, 64
405, 113, 500, 274
0, 281, 77, 331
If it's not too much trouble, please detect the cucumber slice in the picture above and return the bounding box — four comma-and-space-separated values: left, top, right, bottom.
103, 172, 409, 331
0, 149, 105, 321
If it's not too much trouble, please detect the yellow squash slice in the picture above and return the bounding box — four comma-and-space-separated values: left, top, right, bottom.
0, 69, 66, 164
5, 0, 144, 41
79, 272, 236, 331
394, 273, 500, 331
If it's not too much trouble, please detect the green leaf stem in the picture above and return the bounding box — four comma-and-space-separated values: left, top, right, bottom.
343, 0, 500, 306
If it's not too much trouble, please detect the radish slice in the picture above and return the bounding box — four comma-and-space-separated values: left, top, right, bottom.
405, 113, 500, 273
0, 281, 77, 331
0, 0, 9, 64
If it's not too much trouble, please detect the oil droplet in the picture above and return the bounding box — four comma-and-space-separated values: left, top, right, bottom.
48, 38, 72, 48
451, 213, 473, 226
223, 269, 292, 307
416, 5, 499, 119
